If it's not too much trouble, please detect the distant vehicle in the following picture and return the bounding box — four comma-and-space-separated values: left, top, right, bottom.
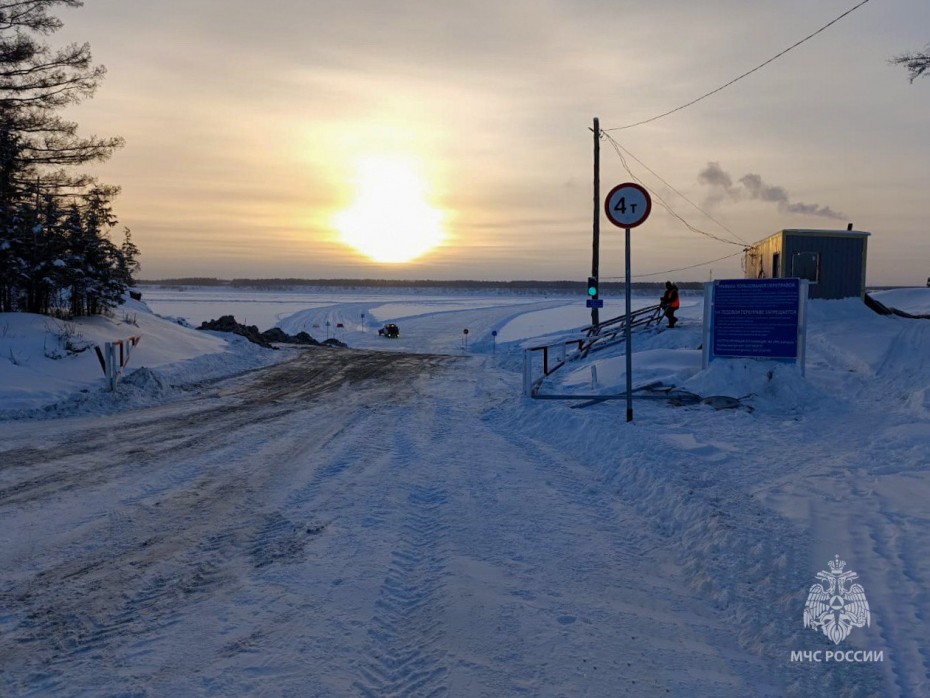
336, 323, 344, 328
378, 323, 400, 338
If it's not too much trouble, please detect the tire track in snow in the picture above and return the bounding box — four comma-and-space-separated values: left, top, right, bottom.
354, 484, 450, 697
0, 349, 451, 696
863, 522, 930, 698
348, 392, 452, 697
0, 349, 451, 507
512, 400, 892, 696
477, 413, 786, 695
830, 474, 930, 698
2, 402, 361, 668
3, 478, 253, 693
401, 381, 771, 696
491, 427, 654, 561
733, 394, 929, 698
274, 412, 393, 514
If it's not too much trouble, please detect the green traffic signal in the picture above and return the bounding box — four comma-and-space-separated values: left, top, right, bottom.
587, 276, 598, 297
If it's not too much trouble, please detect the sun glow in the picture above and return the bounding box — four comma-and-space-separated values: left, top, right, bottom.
334, 156, 445, 263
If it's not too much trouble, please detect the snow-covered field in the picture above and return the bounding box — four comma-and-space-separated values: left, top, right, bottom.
2, 285, 930, 696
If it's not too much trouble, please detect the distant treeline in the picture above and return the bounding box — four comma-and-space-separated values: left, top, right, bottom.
140, 278, 919, 294
139, 278, 708, 293
141, 277, 229, 286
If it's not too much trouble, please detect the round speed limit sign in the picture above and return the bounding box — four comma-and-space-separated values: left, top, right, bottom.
605, 182, 651, 229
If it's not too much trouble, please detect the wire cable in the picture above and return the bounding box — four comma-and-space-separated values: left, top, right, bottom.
602, 132, 751, 245
603, 134, 746, 247
603, 0, 873, 132
601, 249, 745, 280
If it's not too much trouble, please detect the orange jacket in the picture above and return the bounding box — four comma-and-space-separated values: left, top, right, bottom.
661, 285, 680, 309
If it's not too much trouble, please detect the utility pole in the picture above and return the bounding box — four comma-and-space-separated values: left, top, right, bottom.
591, 117, 600, 328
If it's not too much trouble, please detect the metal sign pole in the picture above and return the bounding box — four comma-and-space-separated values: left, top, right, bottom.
625, 226, 633, 422
603, 181, 651, 423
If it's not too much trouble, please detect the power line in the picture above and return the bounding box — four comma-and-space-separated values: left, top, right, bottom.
601, 249, 745, 280
602, 132, 750, 245
604, 0, 873, 132
602, 134, 746, 247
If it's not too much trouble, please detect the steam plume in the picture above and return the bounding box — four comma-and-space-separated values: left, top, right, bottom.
698, 162, 844, 220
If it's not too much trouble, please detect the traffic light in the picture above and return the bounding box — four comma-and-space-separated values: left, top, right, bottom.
587, 276, 598, 297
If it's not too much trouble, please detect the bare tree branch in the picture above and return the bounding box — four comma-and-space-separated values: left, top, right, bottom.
891, 45, 930, 83
0, 1, 82, 34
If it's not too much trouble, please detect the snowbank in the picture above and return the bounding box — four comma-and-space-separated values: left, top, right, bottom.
0, 298, 289, 419
682, 359, 826, 413
869, 287, 930, 315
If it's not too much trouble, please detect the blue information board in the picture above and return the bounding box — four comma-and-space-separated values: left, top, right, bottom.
711, 279, 801, 360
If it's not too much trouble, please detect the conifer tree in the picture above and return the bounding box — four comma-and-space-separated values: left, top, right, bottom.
0, 0, 129, 316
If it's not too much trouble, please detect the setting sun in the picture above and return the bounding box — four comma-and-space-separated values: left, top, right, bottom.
334, 156, 445, 263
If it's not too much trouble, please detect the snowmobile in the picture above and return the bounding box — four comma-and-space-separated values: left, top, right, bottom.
378, 323, 400, 338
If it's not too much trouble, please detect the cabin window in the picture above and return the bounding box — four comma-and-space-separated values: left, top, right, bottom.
791, 251, 820, 283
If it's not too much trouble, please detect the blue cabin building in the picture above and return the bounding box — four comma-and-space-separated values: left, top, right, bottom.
743, 227, 870, 299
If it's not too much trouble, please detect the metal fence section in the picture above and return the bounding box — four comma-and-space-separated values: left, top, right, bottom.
94, 336, 142, 391
578, 303, 663, 355
523, 303, 664, 398
523, 339, 585, 396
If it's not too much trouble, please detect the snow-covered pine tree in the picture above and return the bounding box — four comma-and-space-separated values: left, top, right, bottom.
0, 0, 127, 316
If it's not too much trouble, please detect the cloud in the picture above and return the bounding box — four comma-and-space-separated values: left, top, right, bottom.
698, 162, 845, 220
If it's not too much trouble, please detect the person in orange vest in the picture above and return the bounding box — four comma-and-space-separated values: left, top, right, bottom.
660, 281, 680, 328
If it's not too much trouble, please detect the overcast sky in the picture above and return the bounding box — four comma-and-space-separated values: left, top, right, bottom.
57, 0, 930, 283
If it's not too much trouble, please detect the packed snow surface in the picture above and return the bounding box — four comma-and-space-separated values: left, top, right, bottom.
2, 285, 929, 696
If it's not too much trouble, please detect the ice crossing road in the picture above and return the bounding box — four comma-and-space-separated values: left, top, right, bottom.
0, 346, 780, 696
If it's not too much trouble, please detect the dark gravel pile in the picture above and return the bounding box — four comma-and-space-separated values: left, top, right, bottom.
199, 316, 333, 348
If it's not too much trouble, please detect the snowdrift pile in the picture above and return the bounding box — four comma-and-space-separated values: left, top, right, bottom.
0, 299, 292, 418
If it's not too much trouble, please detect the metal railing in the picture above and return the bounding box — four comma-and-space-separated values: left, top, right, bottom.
523, 304, 666, 397
523, 339, 584, 396
578, 303, 664, 355
94, 336, 142, 391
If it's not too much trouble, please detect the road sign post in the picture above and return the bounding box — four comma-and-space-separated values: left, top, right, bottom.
604, 182, 652, 423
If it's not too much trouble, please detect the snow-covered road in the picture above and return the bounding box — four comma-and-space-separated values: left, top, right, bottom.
1, 346, 775, 696
3, 292, 930, 697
